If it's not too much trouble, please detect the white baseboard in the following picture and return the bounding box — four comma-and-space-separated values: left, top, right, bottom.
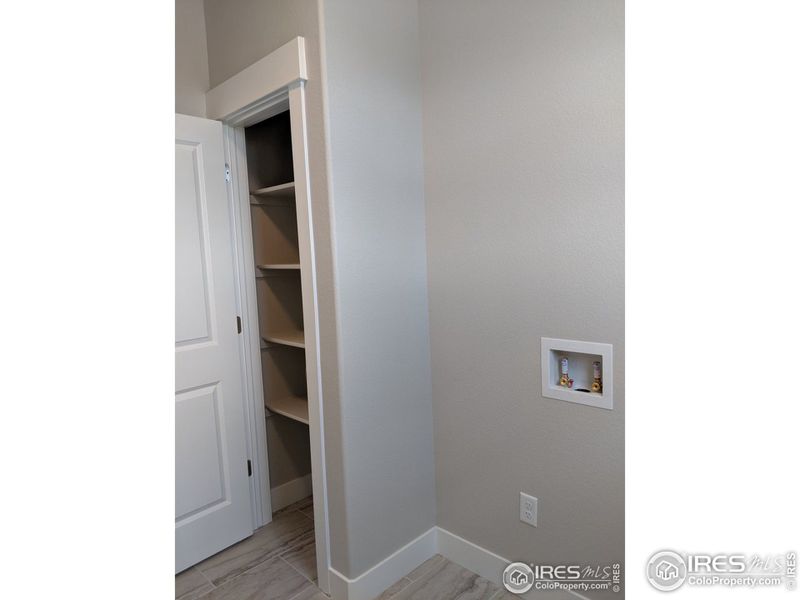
436, 527, 510, 589
326, 525, 590, 600
270, 474, 313, 512
436, 527, 589, 600
328, 527, 438, 600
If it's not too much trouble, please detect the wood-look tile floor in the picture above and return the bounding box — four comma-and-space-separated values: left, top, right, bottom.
176, 498, 529, 600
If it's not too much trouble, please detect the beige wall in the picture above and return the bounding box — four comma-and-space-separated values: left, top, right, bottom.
418, 0, 625, 596
175, 0, 209, 117
205, 0, 315, 88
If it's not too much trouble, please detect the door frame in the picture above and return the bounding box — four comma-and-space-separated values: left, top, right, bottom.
206, 37, 331, 594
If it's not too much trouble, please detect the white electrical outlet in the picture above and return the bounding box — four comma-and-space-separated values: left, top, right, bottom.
520, 492, 538, 527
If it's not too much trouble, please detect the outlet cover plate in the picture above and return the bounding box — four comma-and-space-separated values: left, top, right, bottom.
520, 492, 538, 527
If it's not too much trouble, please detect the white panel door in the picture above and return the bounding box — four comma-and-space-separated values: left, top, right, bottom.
175, 114, 253, 573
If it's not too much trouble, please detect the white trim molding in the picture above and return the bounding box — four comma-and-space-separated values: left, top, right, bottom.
436, 527, 590, 600
436, 528, 509, 591
328, 528, 438, 600
206, 37, 307, 123
328, 526, 591, 600
223, 124, 272, 528
287, 81, 333, 595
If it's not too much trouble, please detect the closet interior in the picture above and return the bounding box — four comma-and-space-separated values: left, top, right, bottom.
245, 110, 312, 513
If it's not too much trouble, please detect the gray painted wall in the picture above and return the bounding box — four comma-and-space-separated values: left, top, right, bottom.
418, 0, 624, 594
175, 0, 209, 117
319, 0, 437, 578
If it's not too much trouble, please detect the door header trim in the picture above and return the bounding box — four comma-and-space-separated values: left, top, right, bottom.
205, 37, 307, 124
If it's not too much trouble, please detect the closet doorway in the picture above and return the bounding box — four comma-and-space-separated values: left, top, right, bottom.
176, 37, 330, 593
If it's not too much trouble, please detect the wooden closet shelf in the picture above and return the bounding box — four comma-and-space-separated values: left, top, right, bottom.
266, 395, 309, 425
262, 331, 305, 349
257, 263, 301, 270
250, 182, 295, 199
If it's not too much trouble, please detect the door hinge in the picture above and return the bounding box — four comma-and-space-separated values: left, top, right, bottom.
236, 316, 242, 334
247, 459, 252, 477
225, 163, 231, 183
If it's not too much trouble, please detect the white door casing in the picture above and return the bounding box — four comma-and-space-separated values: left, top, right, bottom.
204, 37, 331, 594
175, 114, 253, 573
